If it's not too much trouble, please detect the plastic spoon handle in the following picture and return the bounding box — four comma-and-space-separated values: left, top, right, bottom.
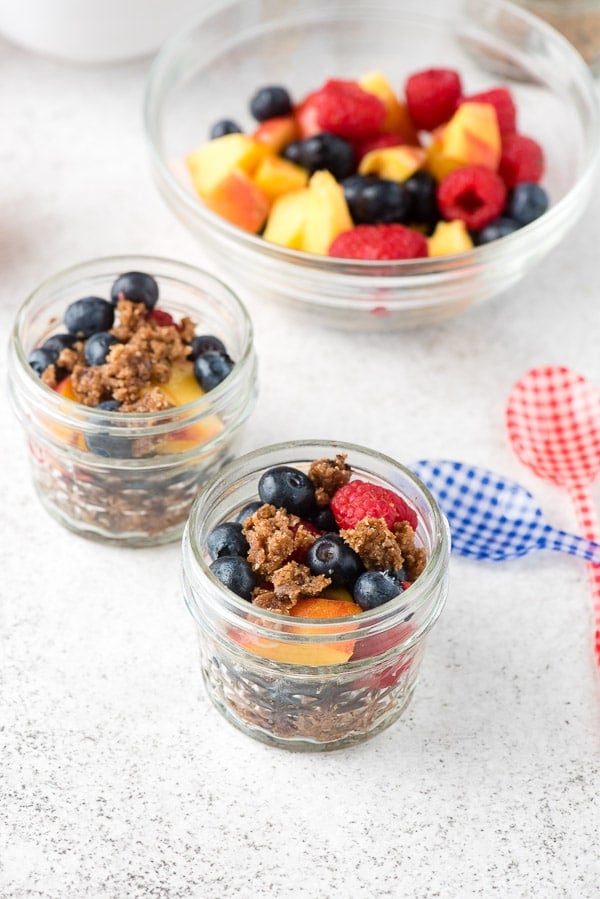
540, 524, 600, 565
566, 484, 600, 663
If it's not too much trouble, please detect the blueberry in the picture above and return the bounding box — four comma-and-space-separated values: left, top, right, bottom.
353, 569, 406, 610
210, 119, 243, 139
250, 85, 292, 121
309, 506, 338, 532
84, 332, 119, 366
474, 216, 520, 245
506, 183, 548, 226
194, 351, 234, 391
258, 466, 316, 517
283, 133, 355, 181
189, 334, 226, 361
97, 400, 122, 411
236, 500, 262, 525
404, 171, 440, 231
84, 431, 133, 458
65, 296, 115, 338
207, 522, 249, 560
210, 555, 256, 600
306, 534, 364, 588
342, 175, 410, 224
42, 333, 78, 355
110, 271, 159, 310
28, 347, 57, 376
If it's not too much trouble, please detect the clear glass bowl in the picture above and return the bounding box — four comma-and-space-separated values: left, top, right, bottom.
144, 0, 600, 331
8, 255, 258, 547
181, 440, 451, 751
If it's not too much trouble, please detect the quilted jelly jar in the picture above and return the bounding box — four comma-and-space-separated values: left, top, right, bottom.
182, 440, 450, 751
8, 255, 257, 546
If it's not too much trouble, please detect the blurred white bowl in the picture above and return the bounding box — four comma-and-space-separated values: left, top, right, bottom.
0, 0, 200, 64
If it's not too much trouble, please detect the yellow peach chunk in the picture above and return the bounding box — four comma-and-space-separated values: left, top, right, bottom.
426, 102, 501, 181
263, 187, 311, 249
252, 155, 308, 202
359, 145, 426, 182
185, 133, 268, 198
427, 220, 474, 257
359, 70, 420, 144
204, 169, 271, 233
301, 170, 353, 255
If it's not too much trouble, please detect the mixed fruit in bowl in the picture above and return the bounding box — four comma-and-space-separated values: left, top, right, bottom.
9, 258, 257, 545
185, 67, 548, 261
183, 445, 450, 749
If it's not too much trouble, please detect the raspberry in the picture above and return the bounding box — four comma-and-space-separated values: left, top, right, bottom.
405, 68, 462, 131
147, 308, 176, 328
312, 79, 386, 140
463, 87, 516, 136
353, 131, 406, 163
331, 480, 418, 530
437, 165, 507, 231
328, 223, 428, 261
498, 133, 545, 188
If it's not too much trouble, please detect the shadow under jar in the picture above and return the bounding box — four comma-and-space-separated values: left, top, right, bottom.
182, 440, 451, 751
8, 256, 257, 547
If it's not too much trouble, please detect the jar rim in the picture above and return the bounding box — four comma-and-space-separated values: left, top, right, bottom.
9, 253, 256, 430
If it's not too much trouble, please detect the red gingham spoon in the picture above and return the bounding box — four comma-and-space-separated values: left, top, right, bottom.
506, 366, 600, 667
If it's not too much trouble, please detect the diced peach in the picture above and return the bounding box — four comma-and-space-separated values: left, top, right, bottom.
301, 170, 353, 255
253, 115, 300, 154
252, 155, 308, 202
359, 70, 420, 144
239, 595, 361, 666
204, 169, 271, 233
262, 187, 311, 249
426, 102, 501, 181
55, 374, 77, 401
185, 133, 268, 198
427, 220, 474, 256
157, 361, 204, 406
358, 145, 426, 182
158, 417, 224, 454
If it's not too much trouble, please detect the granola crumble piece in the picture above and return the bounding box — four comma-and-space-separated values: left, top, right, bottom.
110, 298, 147, 343
57, 344, 84, 372
70, 364, 108, 406
179, 317, 196, 344
252, 589, 296, 615
392, 520, 427, 580
103, 343, 154, 404
242, 504, 301, 577
308, 454, 351, 507
341, 517, 404, 570
41, 364, 59, 390
120, 388, 174, 413
271, 561, 330, 603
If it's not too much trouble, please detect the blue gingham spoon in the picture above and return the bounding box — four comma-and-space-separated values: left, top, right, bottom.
412, 458, 600, 563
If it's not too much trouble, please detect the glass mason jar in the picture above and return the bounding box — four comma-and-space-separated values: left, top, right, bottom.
182, 440, 451, 751
8, 255, 257, 547
513, 1, 600, 72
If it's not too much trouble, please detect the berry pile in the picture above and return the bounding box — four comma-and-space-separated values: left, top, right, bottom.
185, 69, 548, 260
29, 270, 235, 407
206, 454, 427, 625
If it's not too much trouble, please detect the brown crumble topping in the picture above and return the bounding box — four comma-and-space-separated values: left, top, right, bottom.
393, 521, 427, 580
65, 298, 195, 411
308, 453, 351, 506
271, 561, 330, 604
57, 344, 84, 372
41, 364, 59, 390
243, 504, 302, 577
341, 517, 404, 570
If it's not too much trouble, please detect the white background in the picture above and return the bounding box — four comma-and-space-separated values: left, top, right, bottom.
1, 33, 599, 899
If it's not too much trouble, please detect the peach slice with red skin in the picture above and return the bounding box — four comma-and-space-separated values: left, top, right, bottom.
203, 169, 271, 233
358, 70, 420, 145
426, 102, 501, 181
253, 115, 300, 154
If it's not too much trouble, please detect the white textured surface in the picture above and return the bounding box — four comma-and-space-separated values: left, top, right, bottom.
1, 37, 600, 899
